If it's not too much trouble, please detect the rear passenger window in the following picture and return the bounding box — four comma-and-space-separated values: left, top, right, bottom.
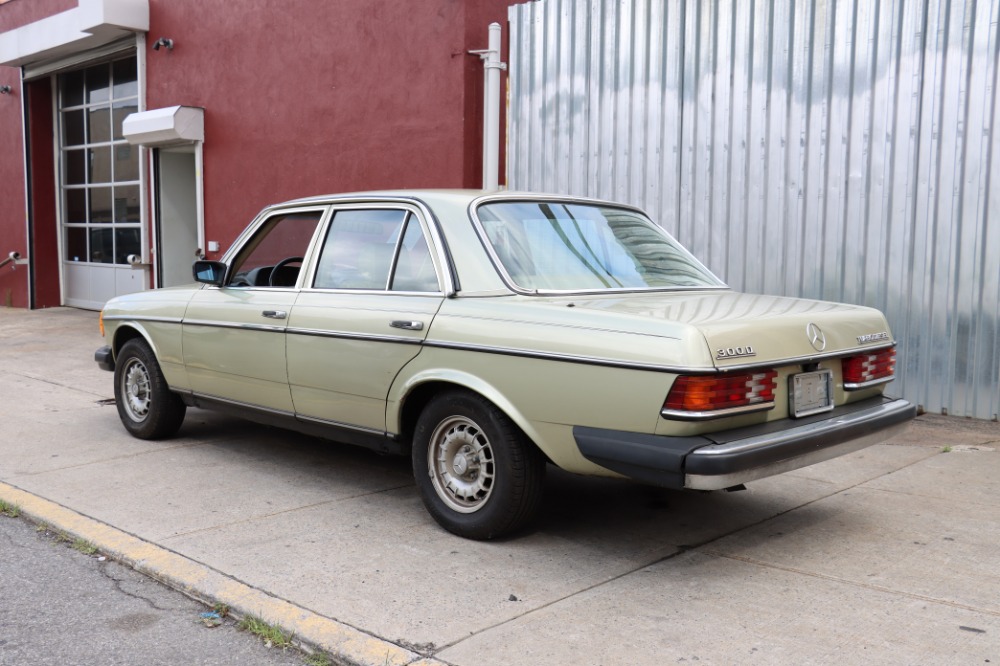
313, 209, 437, 292
390, 216, 438, 292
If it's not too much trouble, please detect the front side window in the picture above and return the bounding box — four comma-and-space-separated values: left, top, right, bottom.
229, 212, 322, 287
475, 201, 724, 292
313, 209, 438, 292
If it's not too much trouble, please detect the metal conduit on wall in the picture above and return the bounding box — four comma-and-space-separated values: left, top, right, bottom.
507, 0, 1000, 421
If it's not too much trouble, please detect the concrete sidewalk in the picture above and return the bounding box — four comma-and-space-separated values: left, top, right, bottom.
1, 306, 998, 665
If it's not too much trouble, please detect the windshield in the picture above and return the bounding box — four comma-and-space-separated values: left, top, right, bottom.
475, 201, 725, 292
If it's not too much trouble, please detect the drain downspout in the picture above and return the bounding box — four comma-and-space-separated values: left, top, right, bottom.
469, 22, 506, 191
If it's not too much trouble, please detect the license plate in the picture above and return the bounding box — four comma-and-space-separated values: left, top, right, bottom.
789, 370, 834, 418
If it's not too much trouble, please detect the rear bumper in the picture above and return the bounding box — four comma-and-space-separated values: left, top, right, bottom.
574, 396, 916, 490
95, 345, 115, 372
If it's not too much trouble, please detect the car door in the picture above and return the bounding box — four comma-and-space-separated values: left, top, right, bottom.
287, 205, 444, 433
182, 208, 326, 413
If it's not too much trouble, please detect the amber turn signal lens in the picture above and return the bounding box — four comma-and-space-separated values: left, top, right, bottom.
664, 370, 777, 413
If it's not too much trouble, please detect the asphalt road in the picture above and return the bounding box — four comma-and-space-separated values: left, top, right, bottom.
0, 513, 311, 666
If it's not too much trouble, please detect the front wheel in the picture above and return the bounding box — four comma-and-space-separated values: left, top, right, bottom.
113, 338, 186, 440
412, 391, 545, 539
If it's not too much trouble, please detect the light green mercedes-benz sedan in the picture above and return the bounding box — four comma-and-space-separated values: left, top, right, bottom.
96, 190, 915, 539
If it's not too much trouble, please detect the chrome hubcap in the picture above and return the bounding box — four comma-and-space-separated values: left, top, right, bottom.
428, 416, 495, 513
121, 358, 151, 422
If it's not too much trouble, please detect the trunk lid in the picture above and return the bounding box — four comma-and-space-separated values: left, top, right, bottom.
556, 290, 893, 369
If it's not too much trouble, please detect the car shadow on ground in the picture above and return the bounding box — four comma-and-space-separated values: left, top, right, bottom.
168, 407, 841, 555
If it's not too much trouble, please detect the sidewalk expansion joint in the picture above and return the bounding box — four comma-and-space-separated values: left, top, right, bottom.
702, 549, 1000, 618
160, 482, 414, 542
0, 480, 446, 666
12, 369, 110, 399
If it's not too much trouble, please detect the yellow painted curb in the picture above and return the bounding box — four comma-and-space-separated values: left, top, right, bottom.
0, 481, 448, 666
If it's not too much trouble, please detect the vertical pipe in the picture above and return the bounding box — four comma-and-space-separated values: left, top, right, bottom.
482, 22, 504, 191
19, 68, 34, 308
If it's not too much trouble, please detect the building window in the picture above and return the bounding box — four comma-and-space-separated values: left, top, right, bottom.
58, 58, 140, 265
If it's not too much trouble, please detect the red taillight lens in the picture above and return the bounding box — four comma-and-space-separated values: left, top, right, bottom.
664, 370, 777, 414
842, 348, 896, 387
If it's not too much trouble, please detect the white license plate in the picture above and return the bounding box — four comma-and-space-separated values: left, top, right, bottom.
789, 370, 835, 418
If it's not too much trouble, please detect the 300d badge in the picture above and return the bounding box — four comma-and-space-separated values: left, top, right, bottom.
716, 346, 756, 360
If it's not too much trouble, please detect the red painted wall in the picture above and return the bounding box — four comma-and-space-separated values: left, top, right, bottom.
146, 0, 510, 256
25, 79, 60, 308
0, 0, 75, 32
0, 0, 513, 306
0, 0, 76, 307
0, 45, 26, 306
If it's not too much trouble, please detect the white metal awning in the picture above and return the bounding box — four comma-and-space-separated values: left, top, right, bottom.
122, 106, 204, 147
0, 0, 148, 68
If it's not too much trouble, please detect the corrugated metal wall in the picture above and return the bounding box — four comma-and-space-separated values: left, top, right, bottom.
507, 0, 1000, 420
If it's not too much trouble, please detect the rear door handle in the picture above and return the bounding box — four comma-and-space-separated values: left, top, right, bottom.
262, 310, 287, 320
390, 320, 424, 331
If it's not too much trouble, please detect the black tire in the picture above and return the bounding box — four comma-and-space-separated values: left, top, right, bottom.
113, 338, 187, 440
412, 390, 545, 539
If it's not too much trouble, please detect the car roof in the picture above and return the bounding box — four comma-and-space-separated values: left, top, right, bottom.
258, 190, 656, 295
271, 189, 642, 212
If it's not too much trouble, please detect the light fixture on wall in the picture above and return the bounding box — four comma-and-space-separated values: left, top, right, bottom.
152, 38, 174, 51
0, 85, 12, 95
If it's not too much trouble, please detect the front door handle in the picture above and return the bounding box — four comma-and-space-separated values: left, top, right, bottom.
262, 310, 287, 320
390, 320, 424, 331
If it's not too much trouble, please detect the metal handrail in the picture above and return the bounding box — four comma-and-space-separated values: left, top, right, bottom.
0, 251, 21, 269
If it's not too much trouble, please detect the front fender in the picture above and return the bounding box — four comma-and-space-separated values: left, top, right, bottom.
108, 320, 190, 391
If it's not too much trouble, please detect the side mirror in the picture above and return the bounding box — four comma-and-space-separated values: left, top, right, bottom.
193, 260, 227, 286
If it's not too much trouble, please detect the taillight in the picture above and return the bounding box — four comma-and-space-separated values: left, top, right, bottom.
662, 370, 777, 419
842, 348, 896, 389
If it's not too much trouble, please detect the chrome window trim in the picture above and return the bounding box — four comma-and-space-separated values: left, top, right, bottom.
219, 204, 330, 265
249, 195, 460, 295
467, 193, 728, 296
297, 287, 444, 296
304, 201, 447, 296
219, 205, 332, 290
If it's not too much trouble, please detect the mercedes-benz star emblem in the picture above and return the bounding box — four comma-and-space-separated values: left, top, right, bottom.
806, 322, 827, 351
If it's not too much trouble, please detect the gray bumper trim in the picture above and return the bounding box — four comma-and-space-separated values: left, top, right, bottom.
574, 396, 916, 490
95, 345, 114, 372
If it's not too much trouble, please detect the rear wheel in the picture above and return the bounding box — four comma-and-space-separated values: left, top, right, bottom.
412, 391, 544, 539
114, 338, 186, 440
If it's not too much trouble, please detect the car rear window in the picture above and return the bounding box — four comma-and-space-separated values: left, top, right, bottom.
475, 201, 724, 292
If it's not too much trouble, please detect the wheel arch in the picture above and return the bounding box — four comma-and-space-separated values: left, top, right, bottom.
110, 323, 158, 360
394, 371, 552, 463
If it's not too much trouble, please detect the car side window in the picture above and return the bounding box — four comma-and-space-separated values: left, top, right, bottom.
228, 212, 322, 288
390, 215, 438, 292
313, 209, 438, 292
